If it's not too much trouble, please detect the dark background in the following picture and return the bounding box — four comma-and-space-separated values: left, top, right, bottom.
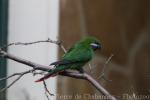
58, 0, 150, 100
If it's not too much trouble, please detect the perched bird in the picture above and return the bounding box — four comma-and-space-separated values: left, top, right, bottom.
35, 37, 101, 82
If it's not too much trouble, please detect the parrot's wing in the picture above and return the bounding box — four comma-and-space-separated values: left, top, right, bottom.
36, 44, 92, 82
50, 44, 92, 66
49, 46, 76, 65
63, 46, 92, 63
50, 60, 71, 65
50, 59, 84, 66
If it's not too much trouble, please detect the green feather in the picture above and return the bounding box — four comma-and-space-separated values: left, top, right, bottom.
35, 37, 101, 82
50, 36, 101, 72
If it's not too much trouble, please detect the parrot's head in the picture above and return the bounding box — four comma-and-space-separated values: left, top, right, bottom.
79, 37, 101, 51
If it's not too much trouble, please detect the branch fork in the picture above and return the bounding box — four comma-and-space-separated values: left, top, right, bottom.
0, 38, 116, 100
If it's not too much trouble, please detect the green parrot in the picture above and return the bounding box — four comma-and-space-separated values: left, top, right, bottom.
35, 37, 101, 82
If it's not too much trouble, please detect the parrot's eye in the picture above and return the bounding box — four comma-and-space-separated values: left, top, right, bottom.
90, 43, 101, 50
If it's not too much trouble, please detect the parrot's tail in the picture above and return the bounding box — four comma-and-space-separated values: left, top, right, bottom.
35, 67, 64, 82
35, 73, 57, 82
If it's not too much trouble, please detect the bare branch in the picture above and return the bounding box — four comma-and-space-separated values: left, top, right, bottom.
0, 39, 116, 100
59, 43, 67, 53
0, 49, 116, 100
0, 70, 32, 81
0, 50, 51, 71
97, 54, 114, 81
88, 63, 93, 73
0, 69, 35, 92
43, 80, 54, 100
1, 38, 60, 49
103, 54, 114, 72
32, 71, 46, 76
1, 38, 67, 54
60, 71, 116, 100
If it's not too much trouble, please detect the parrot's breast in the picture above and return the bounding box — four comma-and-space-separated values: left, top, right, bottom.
70, 62, 86, 70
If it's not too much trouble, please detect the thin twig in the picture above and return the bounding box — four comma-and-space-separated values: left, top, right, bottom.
0, 71, 29, 81
44, 91, 50, 100
97, 54, 114, 81
0, 50, 116, 100
43, 80, 53, 100
0, 50, 52, 71
43, 80, 54, 97
32, 71, 46, 76
60, 71, 116, 100
88, 63, 95, 74
0, 69, 35, 92
59, 44, 67, 53
1, 38, 61, 50
0, 39, 116, 100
